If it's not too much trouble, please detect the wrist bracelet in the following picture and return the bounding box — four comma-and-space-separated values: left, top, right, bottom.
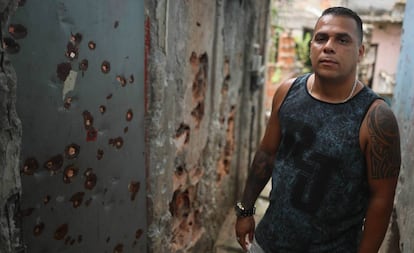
234, 201, 256, 217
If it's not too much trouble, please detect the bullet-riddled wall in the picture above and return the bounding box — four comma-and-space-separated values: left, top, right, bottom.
145, 1, 270, 252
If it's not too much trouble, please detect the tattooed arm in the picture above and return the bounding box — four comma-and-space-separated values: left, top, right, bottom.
235, 79, 293, 251
358, 100, 401, 253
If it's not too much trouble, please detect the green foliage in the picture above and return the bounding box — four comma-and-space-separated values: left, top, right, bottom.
294, 32, 312, 73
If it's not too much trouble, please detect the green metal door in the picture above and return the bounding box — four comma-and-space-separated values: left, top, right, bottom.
8, 0, 146, 252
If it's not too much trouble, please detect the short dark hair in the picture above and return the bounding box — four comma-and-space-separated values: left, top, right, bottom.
319, 6, 363, 44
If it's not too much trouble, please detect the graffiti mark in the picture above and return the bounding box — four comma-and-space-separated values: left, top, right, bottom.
106, 93, 113, 100
128, 181, 140, 201
21, 157, 39, 175
124, 127, 129, 133
114, 21, 119, 28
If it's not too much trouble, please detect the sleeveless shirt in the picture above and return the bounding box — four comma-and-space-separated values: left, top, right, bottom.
255, 73, 381, 253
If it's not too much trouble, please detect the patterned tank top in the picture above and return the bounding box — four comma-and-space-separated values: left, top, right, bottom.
255, 73, 381, 253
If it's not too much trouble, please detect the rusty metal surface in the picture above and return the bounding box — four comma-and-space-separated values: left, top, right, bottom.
8, 0, 145, 252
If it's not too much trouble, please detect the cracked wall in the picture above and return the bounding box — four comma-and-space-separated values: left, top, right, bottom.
145, 0, 270, 252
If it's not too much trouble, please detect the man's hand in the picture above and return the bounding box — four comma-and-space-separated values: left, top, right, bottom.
235, 216, 255, 251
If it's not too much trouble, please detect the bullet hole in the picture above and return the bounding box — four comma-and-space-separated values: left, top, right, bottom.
128, 181, 140, 201
70, 32, 82, 45
63, 165, 79, 183
175, 166, 185, 176
123, 127, 128, 133
114, 21, 119, 28
88, 41, 96, 50
18, 0, 26, 6
196, 22, 201, 27
84, 168, 97, 190
43, 154, 64, 172
169, 189, 190, 218
33, 223, 45, 236
70, 192, 85, 208
106, 93, 113, 100
136, 229, 143, 240
86, 127, 98, 142
21, 157, 39, 175
126, 109, 133, 121
79, 59, 89, 72
99, 105, 106, 114
191, 102, 205, 128
57, 62, 72, 82
175, 123, 190, 144
64, 97, 73, 109
116, 75, 127, 87
114, 244, 124, 253
96, 149, 104, 160
106, 237, 111, 243
8, 24, 28, 39
19, 208, 35, 217
129, 75, 134, 83
101, 61, 111, 73
192, 53, 208, 99
44, 195, 51, 205
3, 37, 20, 54
82, 110, 93, 129
65, 42, 78, 60
189, 52, 198, 66
109, 137, 123, 149
54, 224, 69, 240
65, 143, 80, 159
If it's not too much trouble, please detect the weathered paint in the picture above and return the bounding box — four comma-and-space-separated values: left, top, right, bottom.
9, 0, 146, 252
146, 0, 270, 252
388, 0, 414, 252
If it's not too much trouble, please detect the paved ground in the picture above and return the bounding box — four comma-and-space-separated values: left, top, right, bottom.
214, 182, 271, 253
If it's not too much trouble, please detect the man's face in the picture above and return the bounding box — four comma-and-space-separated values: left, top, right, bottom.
310, 14, 364, 80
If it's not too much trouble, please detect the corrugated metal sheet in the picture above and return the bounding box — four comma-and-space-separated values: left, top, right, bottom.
8, 0, 146, 252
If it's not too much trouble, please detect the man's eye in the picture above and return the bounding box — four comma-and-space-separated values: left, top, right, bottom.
338, 38, 349, 44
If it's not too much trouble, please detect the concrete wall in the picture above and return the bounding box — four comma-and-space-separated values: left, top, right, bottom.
389, 0, 414, 252
371, 23, 402, 94
0, 1, 22, 252
145, 0, 269, 252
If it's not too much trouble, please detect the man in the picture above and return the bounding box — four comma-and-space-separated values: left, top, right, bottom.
235, 6, 401, 253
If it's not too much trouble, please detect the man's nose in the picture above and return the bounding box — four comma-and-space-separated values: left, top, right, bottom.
323, 39, 335, 54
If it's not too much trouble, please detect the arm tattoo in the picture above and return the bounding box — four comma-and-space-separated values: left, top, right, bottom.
242, 150, 274, 207
367, 103, 401, 179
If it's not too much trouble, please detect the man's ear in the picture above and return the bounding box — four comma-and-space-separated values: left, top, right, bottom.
358, 44, 365, 62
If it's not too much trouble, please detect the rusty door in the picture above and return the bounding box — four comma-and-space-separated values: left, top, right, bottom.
8, 0, 146, 252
